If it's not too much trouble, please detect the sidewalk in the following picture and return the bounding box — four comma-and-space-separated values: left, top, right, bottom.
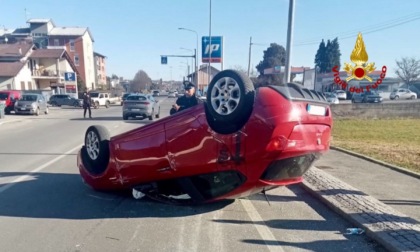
302, 148, 420, 252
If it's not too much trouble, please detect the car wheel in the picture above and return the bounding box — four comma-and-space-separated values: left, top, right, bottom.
411, 95, 416, 100
95, 101, 100, 109
394, 96, 399, 100
73, 101, 80, 107
51, 101, 57, 107
83, 125, 110, 174
205, 69, 255, 134
35, 108, 40, 116
149, 109, 154, 120
105, 101, 110, 108
155, 107, 160, 118
45, 107, 49, 114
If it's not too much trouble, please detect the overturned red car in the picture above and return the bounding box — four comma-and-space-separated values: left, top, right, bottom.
77, 70, 332, 204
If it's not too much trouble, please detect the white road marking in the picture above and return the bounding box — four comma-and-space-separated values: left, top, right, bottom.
0, 144, 82, 194
240, 199, 285, 252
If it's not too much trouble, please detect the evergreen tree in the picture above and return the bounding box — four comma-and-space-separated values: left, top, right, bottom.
314, 40, 327, 73
255, 43, 287, 86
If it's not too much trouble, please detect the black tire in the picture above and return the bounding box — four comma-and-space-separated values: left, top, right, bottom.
95, 101, 100, 108
205, 69, 255, 134
83, 125, 110, 175
51, 101, 58, 107
394, 96, 399, 100
105, 101, 110, 108
411, 95, 416, 100
148, 109, 154, 120
73, 101, 79, 107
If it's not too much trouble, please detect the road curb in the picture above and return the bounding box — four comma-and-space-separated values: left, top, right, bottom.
331, 146, 420, 179
302, 167, 420, 252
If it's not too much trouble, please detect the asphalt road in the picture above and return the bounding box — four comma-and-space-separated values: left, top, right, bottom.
0, 98, 385, 252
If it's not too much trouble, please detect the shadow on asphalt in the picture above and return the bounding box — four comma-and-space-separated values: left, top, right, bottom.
0, 171, 234, 219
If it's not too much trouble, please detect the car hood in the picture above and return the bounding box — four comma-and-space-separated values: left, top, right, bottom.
16, 101, 36, 105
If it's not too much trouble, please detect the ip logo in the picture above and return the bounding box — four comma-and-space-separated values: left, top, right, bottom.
202, 36, 223, 63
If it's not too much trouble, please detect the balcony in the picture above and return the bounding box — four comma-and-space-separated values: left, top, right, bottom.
32, 69, 65, 80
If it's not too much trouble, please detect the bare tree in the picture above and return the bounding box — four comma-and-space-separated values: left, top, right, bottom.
131, 70, 152, 93
395, 57, 420, 86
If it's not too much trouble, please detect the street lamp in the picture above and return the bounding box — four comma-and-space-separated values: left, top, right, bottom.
178, 27, 199, 86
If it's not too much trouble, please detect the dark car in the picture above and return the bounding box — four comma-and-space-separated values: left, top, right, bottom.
352, 90, 383, 103
77, 70, 332, 205
121, 93, 131, 106
49, 94, 83, 107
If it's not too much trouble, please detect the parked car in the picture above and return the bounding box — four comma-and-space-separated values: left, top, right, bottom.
167, 91, 176, 98
390, 88, 417, 100
152, 90, 160, 97
352, 90, 383, 103
333, 90, 347, 100
121, 93, 131, 106
324, 92, 339, 104
0, 90, 22, 114
14, 93, 49, 115
49, 94, 82, 107
122, 94, 160, 120
77, 70, 332, 205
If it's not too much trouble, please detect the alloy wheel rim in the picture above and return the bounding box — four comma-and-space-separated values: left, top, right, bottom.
86, 131, 100, 160
210, 77, 241, 116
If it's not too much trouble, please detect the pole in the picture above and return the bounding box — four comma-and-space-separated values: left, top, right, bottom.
247, 36, 252, 76
284, 0, 295, 84
208, 0, 212, 85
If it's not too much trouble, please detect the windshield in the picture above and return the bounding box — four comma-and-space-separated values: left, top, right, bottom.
0, 93, 8, 100
21, 95, 38, 101
90, 93, 99, 98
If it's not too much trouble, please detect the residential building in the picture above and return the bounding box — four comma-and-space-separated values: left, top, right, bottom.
0, 43, 78, 99
0, 19, 100, 91
94, 52, 107, 88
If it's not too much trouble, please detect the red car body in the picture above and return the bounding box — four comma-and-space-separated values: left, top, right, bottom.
78, 70, 332, 204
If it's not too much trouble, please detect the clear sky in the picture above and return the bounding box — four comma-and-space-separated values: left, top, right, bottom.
2, 0, 420, 81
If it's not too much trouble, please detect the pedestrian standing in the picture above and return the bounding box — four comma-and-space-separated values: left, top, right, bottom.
83, 92, 92, 118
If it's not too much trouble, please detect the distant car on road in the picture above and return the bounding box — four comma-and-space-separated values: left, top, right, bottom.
324, 92, 339, 104
352, 90, 383, 103
15, 93, 49, 115
152, 90, 160, 97
390, 88, 417, 100
49, 94, 82, 107
122, 94, 160, 120
167, 91, 176, 98
333, 90, 347, 100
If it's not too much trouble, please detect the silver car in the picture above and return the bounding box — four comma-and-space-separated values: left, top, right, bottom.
390, 88, 417, 100
122, 94, 160, 120
14, 93, 49, 115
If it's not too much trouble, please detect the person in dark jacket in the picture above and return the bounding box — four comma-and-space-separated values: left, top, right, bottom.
83, 92, 92, 118
170, 82, 201, 115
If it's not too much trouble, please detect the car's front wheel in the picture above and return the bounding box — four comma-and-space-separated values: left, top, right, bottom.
83, 125, 110, 175
205, 70, 255, 134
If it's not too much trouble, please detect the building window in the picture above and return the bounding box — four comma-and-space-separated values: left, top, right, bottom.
54, 39, 59, 46
74, 54, 79, 66
21, 81, 25, 90
70, 39, 75, 51
28, 81, 32, 90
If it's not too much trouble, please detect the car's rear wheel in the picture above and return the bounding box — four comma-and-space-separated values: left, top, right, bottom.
394, 95, 399, 100
149, 109, 154, 120
411, 95, 416, 100
95, 101, 100, 108
105, 101, 110, 108
35, 108, 40, 116
205, 70, 255, 134
45, 107, 49, 114
83, 125, 110, 175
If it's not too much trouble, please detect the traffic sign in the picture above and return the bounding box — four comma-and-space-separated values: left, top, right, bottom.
161, 56, 168, 64
202, 36, 223, 63
64, 72, 76, 82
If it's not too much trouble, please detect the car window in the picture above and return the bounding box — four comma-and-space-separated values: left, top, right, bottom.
0, 93, 8, 100
21, 95, 38, 101
127, 95, 147, 101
